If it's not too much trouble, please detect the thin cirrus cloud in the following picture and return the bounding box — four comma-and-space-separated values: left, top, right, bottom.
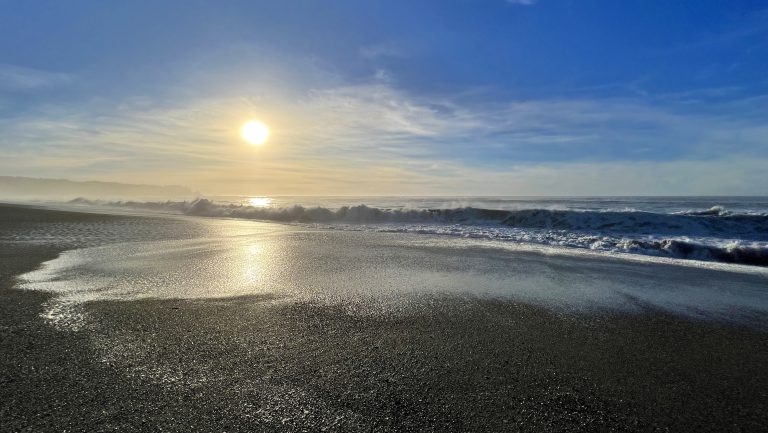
0, 64, 72, 91
1, 1, 767, 195
2, 66, 767, 195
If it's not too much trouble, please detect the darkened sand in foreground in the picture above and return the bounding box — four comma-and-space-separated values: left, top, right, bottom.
1, 204, 767, 432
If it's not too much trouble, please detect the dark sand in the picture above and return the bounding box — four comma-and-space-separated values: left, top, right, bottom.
1, 204, 767, 432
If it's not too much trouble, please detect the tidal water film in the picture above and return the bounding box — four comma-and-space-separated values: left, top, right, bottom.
2, 199, 768, 431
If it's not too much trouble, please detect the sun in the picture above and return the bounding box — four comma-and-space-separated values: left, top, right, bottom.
241, 120, 270, 145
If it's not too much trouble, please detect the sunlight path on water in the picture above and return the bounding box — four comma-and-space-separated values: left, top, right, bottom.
18, 216, 768, 330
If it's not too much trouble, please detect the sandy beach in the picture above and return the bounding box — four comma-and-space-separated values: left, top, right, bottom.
6, 2, 768, 430
2, 203, 767, 432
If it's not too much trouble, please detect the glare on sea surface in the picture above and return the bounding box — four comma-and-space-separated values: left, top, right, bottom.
241, 120, 270, 145
248, 197, 272, 208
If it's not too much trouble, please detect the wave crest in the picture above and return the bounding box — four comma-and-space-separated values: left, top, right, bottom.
66, 198, 768, 267
68, 198, 768, 237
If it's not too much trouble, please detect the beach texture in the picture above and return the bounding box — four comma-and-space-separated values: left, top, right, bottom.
1, 204, 767, 432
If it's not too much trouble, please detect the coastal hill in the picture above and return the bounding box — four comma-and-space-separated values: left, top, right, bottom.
0, 176, 196, 201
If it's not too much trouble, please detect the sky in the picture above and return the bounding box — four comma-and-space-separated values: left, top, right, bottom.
1, 0, 767, 196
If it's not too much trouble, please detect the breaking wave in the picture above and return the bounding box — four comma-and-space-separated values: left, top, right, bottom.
67, 198, 768, 267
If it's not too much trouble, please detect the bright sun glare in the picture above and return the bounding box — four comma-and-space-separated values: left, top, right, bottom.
241, 120, 270, 145
248, 197, 271, 207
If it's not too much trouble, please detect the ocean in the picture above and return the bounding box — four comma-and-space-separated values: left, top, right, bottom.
4, 200, 768, 430
6, 196, 766, 332
65, 195, 768, 267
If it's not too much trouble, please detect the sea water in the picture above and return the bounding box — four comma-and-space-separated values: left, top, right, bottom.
64, 196, 768, 266
10, 202, 768, 330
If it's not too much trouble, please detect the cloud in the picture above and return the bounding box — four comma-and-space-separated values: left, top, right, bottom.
286, 81, 768, 165
2, 65, 767, 195
0, 64, 72, 91
359, 43, 406, 60
506, 0, 538, 5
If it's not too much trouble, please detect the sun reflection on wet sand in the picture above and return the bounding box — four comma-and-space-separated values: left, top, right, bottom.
18, 216, 768, 331
242, 243, 267, 285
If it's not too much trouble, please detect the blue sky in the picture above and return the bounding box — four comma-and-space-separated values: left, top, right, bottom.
1, 0, 767, 195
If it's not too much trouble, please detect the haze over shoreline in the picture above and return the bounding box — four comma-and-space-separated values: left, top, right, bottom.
0, 176, 196, 201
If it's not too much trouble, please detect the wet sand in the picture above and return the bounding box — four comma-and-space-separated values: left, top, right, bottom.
1, 204, 767, 432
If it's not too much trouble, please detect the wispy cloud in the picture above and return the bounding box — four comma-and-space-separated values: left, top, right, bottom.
0, 64, 72, 91
506, 0, 538, 5
286, 81, 768, 164
2, 69, 767, 194
359, 43, 406, 60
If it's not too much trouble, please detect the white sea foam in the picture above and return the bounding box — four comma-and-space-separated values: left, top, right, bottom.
64, 198, 768, 267
18, 222, 768, 332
